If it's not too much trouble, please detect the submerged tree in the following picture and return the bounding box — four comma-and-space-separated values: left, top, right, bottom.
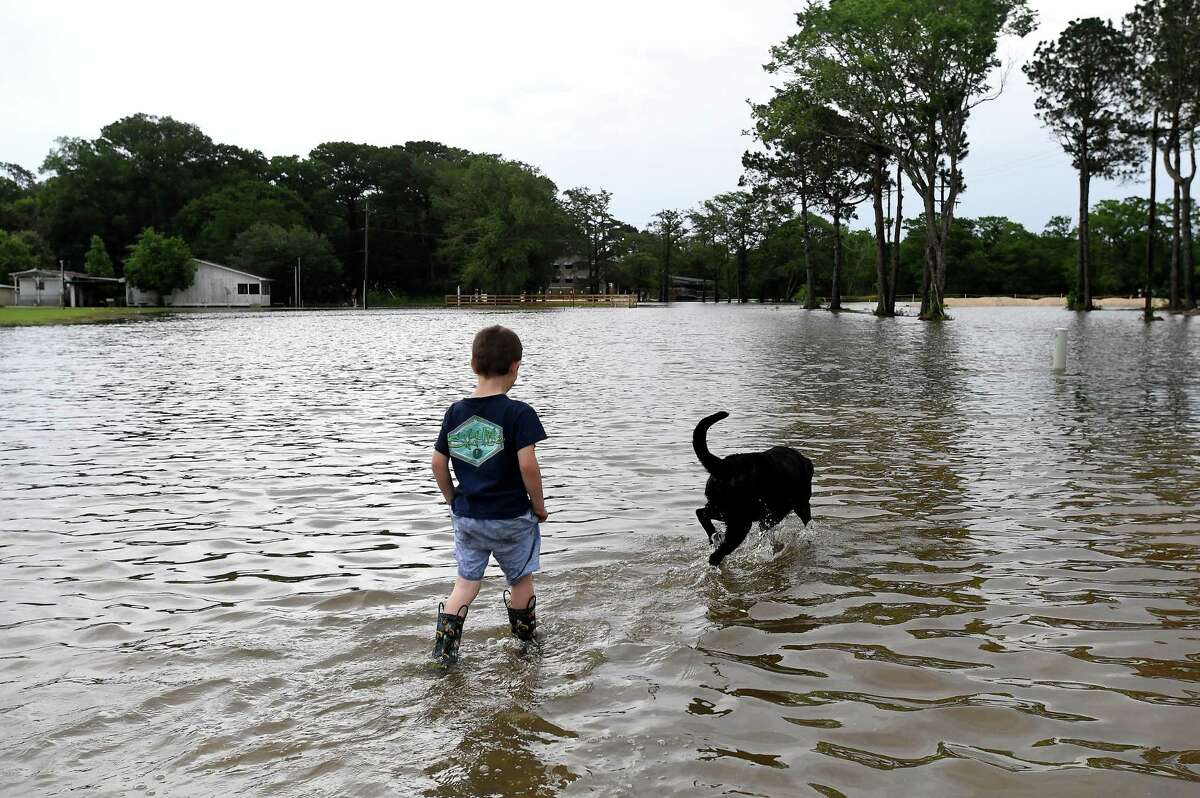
695, 191, 782, 303
745, 88, 824, 309
1133, 0, 1200, 309
563, 187, 623, 293
1024, 17, 1141, 311
650, 209, 685, 303
770, 0, 1037, 320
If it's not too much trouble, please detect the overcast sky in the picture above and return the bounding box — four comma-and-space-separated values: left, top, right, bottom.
2, 0, 1155, 231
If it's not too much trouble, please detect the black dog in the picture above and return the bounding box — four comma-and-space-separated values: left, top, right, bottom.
693, 411, 814, 566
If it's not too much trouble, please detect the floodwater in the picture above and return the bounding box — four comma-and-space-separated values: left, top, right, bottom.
1, 304, 1198, 797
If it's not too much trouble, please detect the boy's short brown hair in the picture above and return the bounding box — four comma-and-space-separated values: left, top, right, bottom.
472, 325, 523, 376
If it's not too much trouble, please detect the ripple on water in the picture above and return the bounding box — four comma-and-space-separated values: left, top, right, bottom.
0, 305, 1198, 796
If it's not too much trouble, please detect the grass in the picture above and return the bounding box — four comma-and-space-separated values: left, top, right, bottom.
0, 306, 175, 328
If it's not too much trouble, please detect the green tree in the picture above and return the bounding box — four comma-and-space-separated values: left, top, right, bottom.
694, 191, 783, 303
649, 209, 685, 302
38, 114, 265, 267
232, 223, 343, 304
0, 229, 39, 284
1024, 17, 1140, 311
176, 180, 309, 261
770, 0, 1037, 319
563, 187, 624, 293
436, 156, 566, 293
745, 89, 827, 309
124, 228, 195, 304
84, 234, 114, 277
1127, 0, 1200, 309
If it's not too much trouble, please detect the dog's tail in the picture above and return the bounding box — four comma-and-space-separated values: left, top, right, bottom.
693, 411, 730, 475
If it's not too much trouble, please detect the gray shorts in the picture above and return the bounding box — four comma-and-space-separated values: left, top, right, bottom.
451, 510, 541, 584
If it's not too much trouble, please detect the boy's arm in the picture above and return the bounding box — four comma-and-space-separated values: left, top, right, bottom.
517, 445, 548, 522
431, 451, 455, 506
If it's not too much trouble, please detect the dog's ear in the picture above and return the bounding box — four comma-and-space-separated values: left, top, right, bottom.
798, 503, 812, 526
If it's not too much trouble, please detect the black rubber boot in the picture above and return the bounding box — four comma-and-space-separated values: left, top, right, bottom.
432, 602, 468, 666
504, 591, 538, 643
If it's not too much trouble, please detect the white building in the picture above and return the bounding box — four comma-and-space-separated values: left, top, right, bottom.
127, 259, 273, 307
10, 269, 124, 307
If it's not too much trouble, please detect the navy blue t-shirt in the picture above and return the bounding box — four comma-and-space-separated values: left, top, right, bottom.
434, 394, 547, 519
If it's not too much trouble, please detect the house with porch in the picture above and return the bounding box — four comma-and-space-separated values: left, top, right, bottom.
10, 269, 125, 307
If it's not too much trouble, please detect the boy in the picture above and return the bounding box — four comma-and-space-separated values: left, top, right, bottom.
430, 325, 548, 665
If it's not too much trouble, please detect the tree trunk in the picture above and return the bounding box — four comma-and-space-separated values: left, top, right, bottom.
1183, 182, 1195, 310
736, 243, 748, 303
1171, 179, 1182, 310
1165, 122, 1183, 311
1185, 131, 1196, 310
871, 156, 890, 316
1078, 158, 1093, 311
1145, 110, 1158, 322
660, 239, 671, 304
801, 196, 817, 309
830, 209, 843, 312
888, 163, 902, 314
918, 186, 944, 320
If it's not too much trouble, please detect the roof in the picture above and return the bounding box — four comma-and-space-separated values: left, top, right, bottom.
65, 275, 124, 284
10, 268, 89, 279
193, 259, 273, 282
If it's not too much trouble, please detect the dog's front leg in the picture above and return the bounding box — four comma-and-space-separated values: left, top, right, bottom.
696, 507, 723, 547
709, 519, 752, 567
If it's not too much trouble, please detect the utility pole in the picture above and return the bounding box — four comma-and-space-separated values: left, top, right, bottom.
362, 195, 370, 310
295, 256, 302, 309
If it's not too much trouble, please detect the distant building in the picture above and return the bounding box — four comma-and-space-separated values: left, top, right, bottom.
669, 275, 713, 301
126, 259, 273, 307
548, 255, 591, 293
10, 269, 124, 307
0, 284, 14, 307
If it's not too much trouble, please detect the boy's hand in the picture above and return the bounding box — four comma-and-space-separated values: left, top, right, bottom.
533, 507, 549, 523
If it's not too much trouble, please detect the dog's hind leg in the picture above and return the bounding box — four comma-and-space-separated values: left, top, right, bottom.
708, 519, 752, 567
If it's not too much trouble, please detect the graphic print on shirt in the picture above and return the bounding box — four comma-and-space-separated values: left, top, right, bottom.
446, 415, 505, 467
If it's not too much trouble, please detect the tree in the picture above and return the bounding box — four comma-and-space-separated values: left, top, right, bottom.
746, 88, 825, 309
84, 234, 114, 277
770, 0, 1037, 320
1127, 0, 1200, 309
695, 191, 782, 303
563, 187, 624, 293
436, 156, 566, 293
805, 107, 873, 311
232, 223, 343, 303
649, 209, 685, 302
176, 180, 309, 262
0, 229, 39, 284
123, 228, 195, 303
1024, 17, 1140, 311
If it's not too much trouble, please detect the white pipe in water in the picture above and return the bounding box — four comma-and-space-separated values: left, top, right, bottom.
1053, 327, 1068, 372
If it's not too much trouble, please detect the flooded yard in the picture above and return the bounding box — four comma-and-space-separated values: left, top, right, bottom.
1, 304, 1198, 796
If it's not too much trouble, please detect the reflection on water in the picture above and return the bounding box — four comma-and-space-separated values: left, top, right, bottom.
1, 305, 1197, 796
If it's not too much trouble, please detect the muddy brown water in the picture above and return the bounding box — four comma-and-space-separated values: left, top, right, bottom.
1, 304, 1198, 797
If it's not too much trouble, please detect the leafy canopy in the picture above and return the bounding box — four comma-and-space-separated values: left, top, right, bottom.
84, 234, 114, 277
1023, 17, 1140, 179
124, 228, 195, 299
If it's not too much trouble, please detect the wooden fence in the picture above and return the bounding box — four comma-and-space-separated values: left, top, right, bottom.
444, 293, 638, 308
